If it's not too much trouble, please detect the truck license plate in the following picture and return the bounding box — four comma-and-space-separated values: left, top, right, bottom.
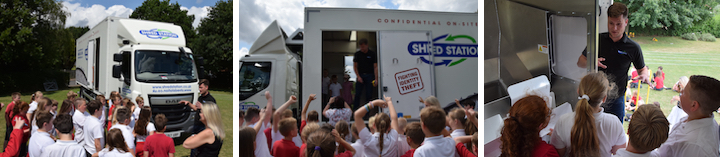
165, 131, 182, 138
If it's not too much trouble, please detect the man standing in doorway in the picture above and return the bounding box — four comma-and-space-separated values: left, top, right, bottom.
577, 2, 650, 123
353, 38, 378, 111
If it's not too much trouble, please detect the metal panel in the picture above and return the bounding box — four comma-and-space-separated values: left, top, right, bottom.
511, 0, 594, 13
497, 0, 550, 86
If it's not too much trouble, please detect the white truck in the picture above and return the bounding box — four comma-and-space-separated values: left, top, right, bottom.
239, 8, 478, 120
75, 17, 202, 140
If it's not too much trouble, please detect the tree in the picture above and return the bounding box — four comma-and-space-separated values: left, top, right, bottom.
130, 0, 197, 48
192, 0, 232, 88
619, 0, 716, 34
0, 0, 71, 92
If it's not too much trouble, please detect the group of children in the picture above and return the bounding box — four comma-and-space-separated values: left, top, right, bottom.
1, 91, 177, 157
239, 91, 479, 157
502, 72, 720, 157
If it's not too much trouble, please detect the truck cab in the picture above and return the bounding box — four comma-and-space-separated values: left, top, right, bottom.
76, 17, 200, 140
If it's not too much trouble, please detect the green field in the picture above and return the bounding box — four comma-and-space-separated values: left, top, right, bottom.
622, 36, 720, 131
0, 89, 233, 157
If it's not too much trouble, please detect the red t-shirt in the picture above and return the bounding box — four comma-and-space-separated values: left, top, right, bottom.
11, 115, 29, 142
299, 143, 306, 157
631, 95, 642, 105
144, 133, 176, 157
0, 129, 23, 157
107, 105, 116, 130
335, 151, 353, 157
631, 71, 639, 83
455, 143, 477, 157
531, 141, 559, 157
300, 120, 307, 134
271, 139, 299, 157
5, 102, 15, 125
401, 149, 416, 157
655, 75, 664, 89
264, 127, 273, 150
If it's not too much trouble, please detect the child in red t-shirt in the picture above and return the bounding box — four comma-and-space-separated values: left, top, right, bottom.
272, 117, 300, 157
401, 122, 424, 157
144, 114, 175, 157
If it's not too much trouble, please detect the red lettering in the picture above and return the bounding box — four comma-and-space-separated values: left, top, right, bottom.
407, 20, 410, 23
391, 19, 395, 23
378, 19, 382, 23
453, 22, 457, 26
385, 19, 389, 23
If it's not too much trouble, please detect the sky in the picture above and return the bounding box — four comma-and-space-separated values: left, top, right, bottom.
235, 0, 479, 57
62, 0, 222, 29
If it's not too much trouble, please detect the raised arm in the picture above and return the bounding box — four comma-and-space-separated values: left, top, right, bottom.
333, 129, 355, 155
322, 97, 334, 117
254, 109, 267, 133
301, 94, 317, 121
274, 95, 297, 132
353, 99, 383, 133
264, 91, 273, 125
386, 96, 400, 132
455, 99, 477, 128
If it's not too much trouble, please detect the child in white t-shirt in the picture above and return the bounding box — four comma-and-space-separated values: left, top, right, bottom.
353, 97, 400, 157
413, 106, 456, 157
614, 104, 668, 157
329, 75, 343, 97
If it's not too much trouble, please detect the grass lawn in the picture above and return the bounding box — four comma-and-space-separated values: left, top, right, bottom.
0, 88, 233, 157
621, 35, 720, 131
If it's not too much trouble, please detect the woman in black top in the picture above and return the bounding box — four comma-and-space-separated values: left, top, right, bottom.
183, 102, 225, 157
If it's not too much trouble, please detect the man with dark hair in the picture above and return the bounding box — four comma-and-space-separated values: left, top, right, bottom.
577, 2, 650, 123
353, 38, 378, 111
41, 113, 85, 157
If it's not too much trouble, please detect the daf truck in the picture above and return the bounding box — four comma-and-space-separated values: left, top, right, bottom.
239, 8, 478, 121
75, 17, 201, 141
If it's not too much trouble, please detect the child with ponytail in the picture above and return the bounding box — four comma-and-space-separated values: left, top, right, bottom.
550, 72, 627, 157
353, 96, 400, 157
499, 95, 558, 157
304, 129, 355, 157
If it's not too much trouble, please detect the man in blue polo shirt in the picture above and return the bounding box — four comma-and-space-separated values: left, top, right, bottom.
577, 2, 651, 123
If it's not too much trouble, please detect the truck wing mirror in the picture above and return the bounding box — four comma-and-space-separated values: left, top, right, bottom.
196, 56, 205, 66
113, 53, 123, 62
112, 65, 121, 78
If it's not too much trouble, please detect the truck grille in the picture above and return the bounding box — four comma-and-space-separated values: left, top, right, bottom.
148, 94, 194, 126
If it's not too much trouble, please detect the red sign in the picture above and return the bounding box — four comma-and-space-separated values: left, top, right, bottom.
395, 68, 424, 95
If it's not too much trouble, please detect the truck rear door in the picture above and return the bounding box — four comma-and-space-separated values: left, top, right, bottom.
378, 31, 434, 119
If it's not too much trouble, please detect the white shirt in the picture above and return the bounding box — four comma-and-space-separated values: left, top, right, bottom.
666, 105, 688, 133
110, 124, 135, 150
249, 122, 273, 157
397, 134, 411, 156
351, 139, 365, 157
651, 116, 719, 157
31, 119, 38, 135
40, 140, 86, 157
329, 82, 342, 97
136, 123, 156, 142
550, 108, 627, 157
322, 76, 330, 94
450, 129, 466, 138
98, 148, 134, 157
413, 135, 457, 157
84, 116, 105, 154
28, 131, 55, 157
73, 110, 89, 143
613, 148, 651, 157
360, 127, 398, 157
28, 101, 38, 114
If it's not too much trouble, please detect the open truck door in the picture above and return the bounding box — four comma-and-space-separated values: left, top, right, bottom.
378, 31, 435, 119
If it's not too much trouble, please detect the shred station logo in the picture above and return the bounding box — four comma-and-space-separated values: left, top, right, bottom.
407, 34, 478, 66
139, 29, 179, 40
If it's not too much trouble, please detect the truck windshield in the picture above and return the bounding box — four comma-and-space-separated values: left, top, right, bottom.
239, 62, 271, 100
135, 50, 198, 83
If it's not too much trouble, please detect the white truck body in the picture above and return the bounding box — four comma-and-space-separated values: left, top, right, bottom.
240, 8, 477, 120
75, 17, 199, 139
